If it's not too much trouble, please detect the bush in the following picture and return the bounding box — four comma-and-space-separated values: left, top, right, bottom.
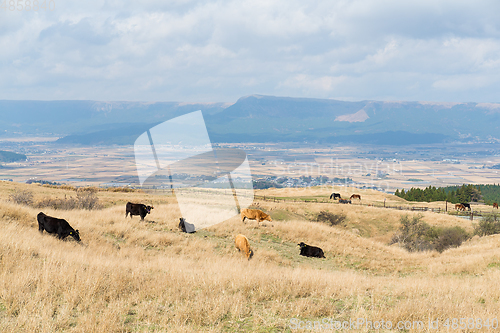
391, 214, 434, 252
435, 226, 469, 253
34, 187, 101, 210
391, 214, 469, 253
35, 196, 79, 210
76, 187, 100, 210
316, 211, 346, 226
105, 187, 142, 193
9, 190, 34, 206
474, 214, 500, 236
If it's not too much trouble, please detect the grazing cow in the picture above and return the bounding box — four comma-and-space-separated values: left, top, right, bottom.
241, 208, 272, 223
235, 234, 253, 260
37, 212, 80, 242
339, 199, 351, 204
178, 218, 195, 233
330, 193, 341, 200
350, 194, 361, 200
298, 242, 325, 258
125, 202, 153, 220
455, 203, 466, 211
494, 203, 499, 209
461, 203, 471, 211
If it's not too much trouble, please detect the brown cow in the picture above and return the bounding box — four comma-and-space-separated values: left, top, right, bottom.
455, 203, 466, 211
350, 194, 361, 200
241, 208, 272, 223
494, 202, 499, 209
235, 234, 253, 260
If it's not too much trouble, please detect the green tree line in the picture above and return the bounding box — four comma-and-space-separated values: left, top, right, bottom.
394, 184, 489, 203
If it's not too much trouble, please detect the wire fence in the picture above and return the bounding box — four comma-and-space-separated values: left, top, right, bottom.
253, 195, 499, 220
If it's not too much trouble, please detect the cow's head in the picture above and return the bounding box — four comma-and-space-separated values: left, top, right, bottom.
70, 229, 81, 242
298, 242, 306, 249
248, 249, 254, 260
146, 206, 153, 214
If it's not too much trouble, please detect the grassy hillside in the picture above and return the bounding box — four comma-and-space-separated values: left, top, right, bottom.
1, 183, 500, 332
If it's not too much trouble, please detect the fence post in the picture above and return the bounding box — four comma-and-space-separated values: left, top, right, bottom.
470, 212, 473, 221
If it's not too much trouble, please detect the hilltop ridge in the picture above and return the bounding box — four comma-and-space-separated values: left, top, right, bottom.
1, 95, 500, 145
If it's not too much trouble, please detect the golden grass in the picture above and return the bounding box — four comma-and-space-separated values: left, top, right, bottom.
1, 183, 500, 332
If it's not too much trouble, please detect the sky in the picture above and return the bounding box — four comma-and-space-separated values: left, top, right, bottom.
2, 0, 500, 103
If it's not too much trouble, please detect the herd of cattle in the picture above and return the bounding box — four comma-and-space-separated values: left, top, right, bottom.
454, 202, 499, 211
33, 192, 500, 260
35, 202, 327, 259
331, 192, 500, 213
36, 202, 155, 243
330, 192, 361, 204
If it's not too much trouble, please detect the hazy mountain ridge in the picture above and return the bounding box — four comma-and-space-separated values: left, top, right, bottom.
0, 100, 228, 136
1, 95, 499, 145
0, 150, 27, 163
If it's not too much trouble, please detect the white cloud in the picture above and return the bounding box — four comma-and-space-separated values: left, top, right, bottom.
2, 0, 500, 102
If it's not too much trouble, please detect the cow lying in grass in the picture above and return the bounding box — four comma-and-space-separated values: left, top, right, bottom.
298, 242, 325, 258
235, 234, 253, 260
37, 212, 81, 242
178, 218, 195, 233
241, 208, 272, 223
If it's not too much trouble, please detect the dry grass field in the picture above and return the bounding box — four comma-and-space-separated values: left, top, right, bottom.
1, 182, 500, 332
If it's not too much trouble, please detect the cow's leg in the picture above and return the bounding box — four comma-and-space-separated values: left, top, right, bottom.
57, 227, 66, 240
125, 211, 129, 218
38, 223, 44, 233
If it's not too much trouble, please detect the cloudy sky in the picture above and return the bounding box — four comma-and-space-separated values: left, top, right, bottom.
2, 0, 500, 103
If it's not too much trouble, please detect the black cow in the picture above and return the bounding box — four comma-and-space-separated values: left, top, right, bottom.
461, 203, 471, 211
178, 218, 196, 233
330, 193, 341, 200
339, 199, 351, 204
37, 212, 80, 242
126, 202, 153, 220
298, 242, 325, 258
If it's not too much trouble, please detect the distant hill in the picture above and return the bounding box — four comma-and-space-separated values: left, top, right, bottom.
0, 100, 228, 136
206, 95, 500, 143
0, 150, 27, 163
2, 95, 500, 145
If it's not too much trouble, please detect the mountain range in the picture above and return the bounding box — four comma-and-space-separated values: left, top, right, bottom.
1, 95, 500, 145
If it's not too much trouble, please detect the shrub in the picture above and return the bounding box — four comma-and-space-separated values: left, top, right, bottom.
34, 187, 101, 210
474, 214, 500, 236
391, 214, 469, 253
35, 196, 79, 210
76, 188, 100, 210
9, 190, 34, 206
316, 211, 346, 226
435, 226, 469, 253
105, 187, 142, 193
391, 214, 434, 252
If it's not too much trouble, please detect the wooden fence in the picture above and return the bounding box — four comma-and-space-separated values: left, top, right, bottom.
253, 195, 496, 220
